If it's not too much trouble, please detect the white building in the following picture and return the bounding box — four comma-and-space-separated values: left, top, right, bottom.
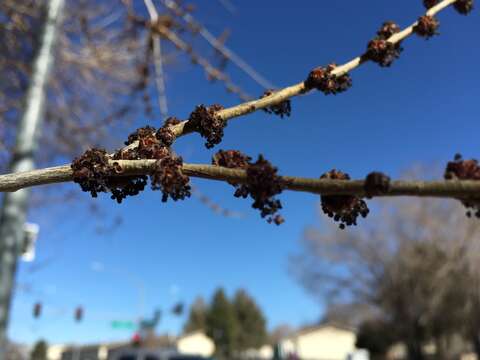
279, 322, 358, 360
176, 330, 215, 357
47, 344, 66, 360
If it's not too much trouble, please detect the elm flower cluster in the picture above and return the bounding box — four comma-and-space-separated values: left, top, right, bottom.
304, 63, 352, 95
320, 169, 370, 229
261, 90, 292, 118
445, 154, 480, 218
188, 104, 226, 148
213, 150, 285, 225
365, 21, 403, 67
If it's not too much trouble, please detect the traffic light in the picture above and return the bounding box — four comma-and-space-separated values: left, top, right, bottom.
131, 332, 142, 347
33, 302, 42, 319
171, 302, 184, 316
74, 306, 83, 322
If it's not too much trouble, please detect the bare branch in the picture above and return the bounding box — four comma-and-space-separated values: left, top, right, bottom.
160, 0, 274, 89
0, 160, 479, 201
154, 25, 252, 101
168, 0, 458, 138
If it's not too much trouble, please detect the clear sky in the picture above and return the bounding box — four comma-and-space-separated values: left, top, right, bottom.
9, 1, 480, 346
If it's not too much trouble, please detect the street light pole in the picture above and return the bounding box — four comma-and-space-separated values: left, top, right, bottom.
0, 0, 64, 357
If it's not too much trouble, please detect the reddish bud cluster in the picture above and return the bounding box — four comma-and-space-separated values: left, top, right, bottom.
423, 0, 439, 9
156, 127, 176, 147
414, 15, 440, 38
107, 176, 148, 204
188, 104, 226, 148
237, 155, 285, 225
366, 39, 402, 67
377, 21, 401, 39
125, 125, 155, 146
454, 0, 474, 14
445, 154, 480, 218
163, 116, 181, 127
365, 22, 403, 67
304, 64, 352, 95
424, 0, 474, 14
123, 126, 169, 160
73, 119, 192, 203
71, 148, 113, 198
445, 154, 480, 180
320, 169, 369, 229
212, 149, 251, 169
364, 171, 391, 198
261, 90, 292, 118
213, 151, 285, 225
151, 155, 191, 202
72, 148, 148, 203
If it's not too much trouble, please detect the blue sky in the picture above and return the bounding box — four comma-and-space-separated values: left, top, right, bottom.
9, 1, 480, 345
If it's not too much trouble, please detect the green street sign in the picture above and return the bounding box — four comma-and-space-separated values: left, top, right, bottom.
110, 320, 136, 330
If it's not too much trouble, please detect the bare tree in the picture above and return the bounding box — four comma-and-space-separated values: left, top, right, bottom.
291, 196, 480, 359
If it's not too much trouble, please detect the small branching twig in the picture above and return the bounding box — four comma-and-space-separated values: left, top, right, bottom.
151, 24, 252, 101
159, 0, 274, 89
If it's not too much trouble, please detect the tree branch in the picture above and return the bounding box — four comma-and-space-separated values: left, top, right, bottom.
0, 0, 471, 208
0, 160, 478, 200
168, 0, 457, 138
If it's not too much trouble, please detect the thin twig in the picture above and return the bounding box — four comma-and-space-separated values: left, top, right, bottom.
216, 0, 236, 14
191, 185, 244, 218
0, 160, 478, 200
154, 26, 252, 101
160, 0, 274, 89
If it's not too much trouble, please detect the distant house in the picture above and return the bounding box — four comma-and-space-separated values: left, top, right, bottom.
176, 330, 215, 357
279, 322, 357, 360
47, 344, 66, 360
54, 331, 214, 360
60, 343, 111, 360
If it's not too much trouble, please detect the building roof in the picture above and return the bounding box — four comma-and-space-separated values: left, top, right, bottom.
293, 321, 357, 338
177, 330, 207, 340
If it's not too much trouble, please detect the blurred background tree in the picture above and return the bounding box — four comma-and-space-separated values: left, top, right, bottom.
184, 296, 207, 333
292, 195, 480, 360
206, 288, 238, 359
30, 339, 47, 360
232, 288, 267, 351
185, 288, 268, 358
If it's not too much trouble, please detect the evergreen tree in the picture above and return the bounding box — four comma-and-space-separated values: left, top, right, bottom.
206, 288, 238, 359
184, 296, 207, 333
30, 340, 47, 360
233, 289, 267, 351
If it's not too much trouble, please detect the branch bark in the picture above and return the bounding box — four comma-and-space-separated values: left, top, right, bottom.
0, 160, 478, 200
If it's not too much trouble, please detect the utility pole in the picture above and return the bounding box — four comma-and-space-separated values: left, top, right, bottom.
0, 0, 64, 357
